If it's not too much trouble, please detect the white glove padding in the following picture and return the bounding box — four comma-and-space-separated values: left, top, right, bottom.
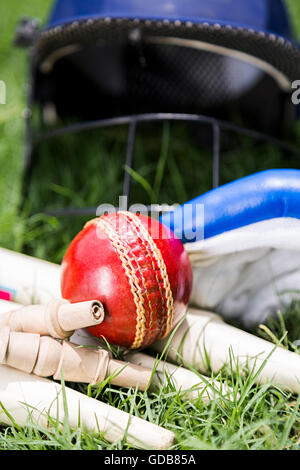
161, 170, 300, 327
187, 218, 300, 327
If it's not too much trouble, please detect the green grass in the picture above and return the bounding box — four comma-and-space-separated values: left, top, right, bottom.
0, 340, 300, 451
0, 0, 300, 451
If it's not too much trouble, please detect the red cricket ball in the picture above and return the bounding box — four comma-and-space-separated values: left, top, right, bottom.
61, 211, 192, 349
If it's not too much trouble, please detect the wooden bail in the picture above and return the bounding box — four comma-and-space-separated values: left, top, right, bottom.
54, 344, 153, 389
0, 299, 105, 339
5, 331, 40, 374
0, 328, 152, 390
33, 336, 62, 377
53, 343, 110, 384
108, 359, 152, 391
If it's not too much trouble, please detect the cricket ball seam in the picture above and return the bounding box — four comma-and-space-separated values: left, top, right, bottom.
106, 213, 158, 348
120, 212, 174, 339
87, 217, 147, 349
118, 212, 167, 339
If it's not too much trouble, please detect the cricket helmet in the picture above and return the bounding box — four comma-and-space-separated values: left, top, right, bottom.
16, 0, 300, 214
29, 0, 299, 131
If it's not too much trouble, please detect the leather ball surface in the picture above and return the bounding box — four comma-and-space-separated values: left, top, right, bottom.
61, 211, 192, 348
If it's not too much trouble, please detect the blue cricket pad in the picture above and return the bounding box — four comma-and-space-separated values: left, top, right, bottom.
160, 169, 300, 243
